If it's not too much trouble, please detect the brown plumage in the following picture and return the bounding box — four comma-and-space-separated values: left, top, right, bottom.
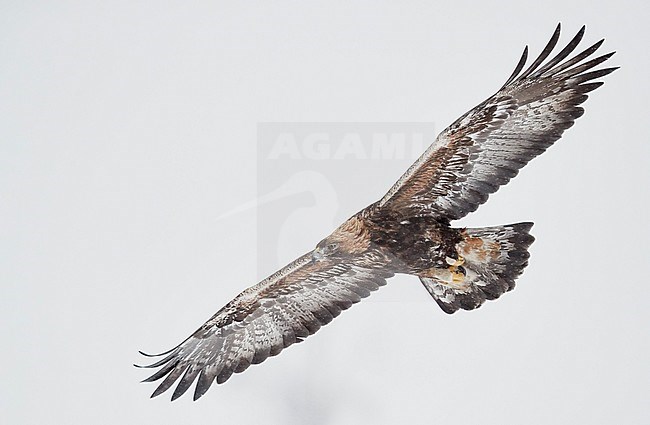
137, 24, 617, 400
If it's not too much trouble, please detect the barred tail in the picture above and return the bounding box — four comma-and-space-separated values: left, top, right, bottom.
420, 222, 535, 314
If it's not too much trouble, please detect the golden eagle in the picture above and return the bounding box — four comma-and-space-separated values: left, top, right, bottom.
137, 24, 617, 401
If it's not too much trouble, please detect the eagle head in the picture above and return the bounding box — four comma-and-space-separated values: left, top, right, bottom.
313, 215, 371, 261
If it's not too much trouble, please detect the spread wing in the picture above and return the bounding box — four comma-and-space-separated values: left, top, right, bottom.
137, 250, 393, 401
379, 24, 617, 220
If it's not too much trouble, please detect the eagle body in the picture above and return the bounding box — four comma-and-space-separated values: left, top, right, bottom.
366, 210, 462, 273
320, 206, 463, 275
137, 24, 617, 401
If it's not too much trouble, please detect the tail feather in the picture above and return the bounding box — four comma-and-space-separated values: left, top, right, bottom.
420, 222, 535, 314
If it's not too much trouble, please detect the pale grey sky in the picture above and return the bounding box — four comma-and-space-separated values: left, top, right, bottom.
2, 1, 649, 424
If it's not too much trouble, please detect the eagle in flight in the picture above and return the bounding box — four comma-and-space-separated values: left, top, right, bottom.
137, 24, 617, 401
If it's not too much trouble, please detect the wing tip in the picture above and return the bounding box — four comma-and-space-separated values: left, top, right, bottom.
170, 390, 184, 402
500, 45, 529, 90
500, 24, 617, 89
150, 386, 167, 399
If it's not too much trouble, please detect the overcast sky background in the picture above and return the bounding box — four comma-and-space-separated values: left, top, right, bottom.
2, 1, 649, 424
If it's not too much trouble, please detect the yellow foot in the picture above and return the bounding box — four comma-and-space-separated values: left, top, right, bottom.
445, 255, 466, 283
451, 270, 465, 283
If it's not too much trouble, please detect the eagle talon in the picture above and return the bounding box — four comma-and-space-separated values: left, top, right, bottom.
447, 256, 466, 283
445, 256, 465, 267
